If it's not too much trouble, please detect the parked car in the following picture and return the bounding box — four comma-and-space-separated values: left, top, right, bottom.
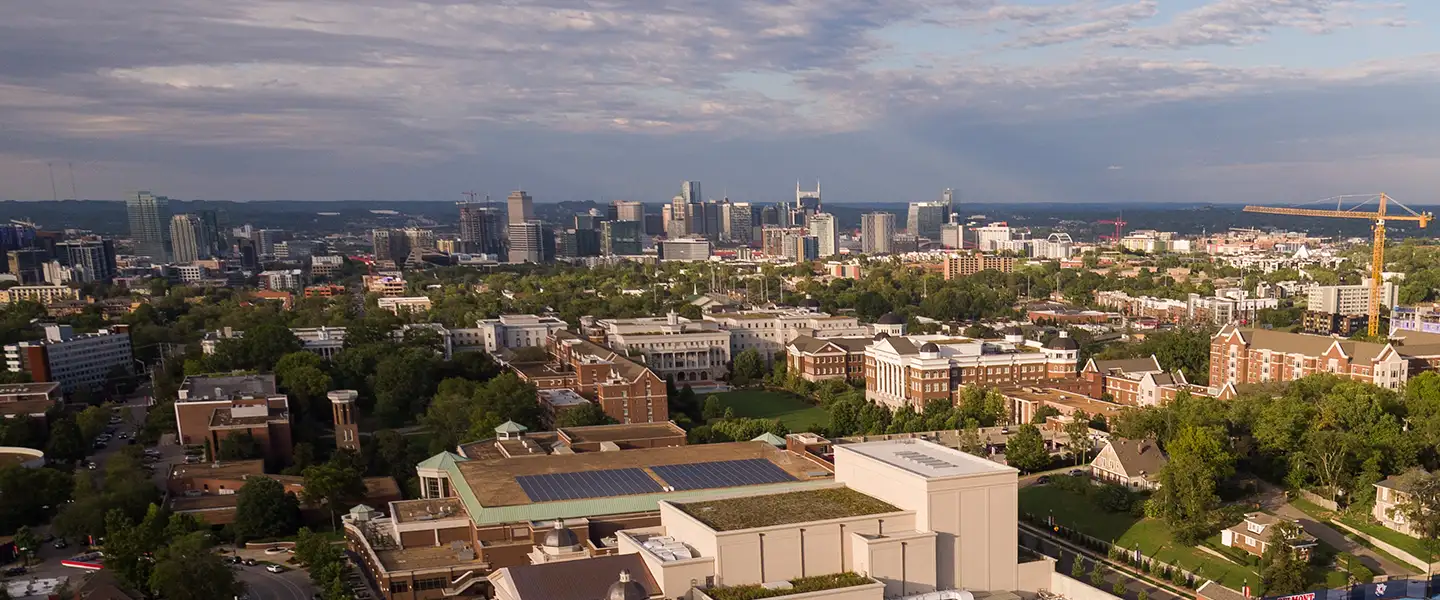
1068, 468, 1086, 477
244, 558, 257, 566
266, 564, 286, 573
53, 539, 68, 549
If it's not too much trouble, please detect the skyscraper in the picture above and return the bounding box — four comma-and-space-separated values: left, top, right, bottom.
197, 209, 224, 256
169, 214, 208, 264
558, 228, 601, 258
256, 229, 285, 257
796, 181, 821, 212
507, 221, 554, 264
458, 202, 505, 258
942, 188, 956, 219
126, 191, 170, 261
507, 190, 534, 225
907, 202, 946, 239
723, 202, 754, 245
56, 239, 117, 282
372, 229, 409, 263
402, 227, 435, 251
613, 201, 645, 223
681, 181, 702, 205
601, 220, 643, 256
861, 212, 896, 255
808, 212, 839, 257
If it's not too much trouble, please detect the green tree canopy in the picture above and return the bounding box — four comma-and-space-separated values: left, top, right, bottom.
232, 476, 302, 543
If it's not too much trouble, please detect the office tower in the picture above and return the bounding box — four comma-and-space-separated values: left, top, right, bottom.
558, 229, 601, 258
807, 212, 839, 257
507, 190, 534, 225
796, 181, 821, 212
196, 210, 224, 256
643, 213, 664, 237
403, 227, 435, 251
974, 223, 1014, 251
256, 229, 285, 257
941, 215, 964, 249
458, 202, 506, 257
681, 181, 702, 205
507, 221, 553, 264
664, 202, 689, 238
169, 214, 207, 264
601, 220, 643, 256
659, 238, 711, 262
907, 201, 947, 239
6, 249, 46, 284
56, 239, 117, 282
760, 205, 780, 227
372, 229, 409, 263
861, 212, 896, 255
688, 201, 721, 241
942, 188, 956, 220
126, 191, 171, 260
574, 213, 604, 231
236, 238, 258, 270
782, 233, 819, 262
614, 201, 645, 223
723, 202, 754, 245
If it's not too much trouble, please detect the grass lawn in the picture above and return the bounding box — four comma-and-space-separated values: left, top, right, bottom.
1020, 484, 1262, 592
712, 390, 830, 431
1288, 498, 1429, 570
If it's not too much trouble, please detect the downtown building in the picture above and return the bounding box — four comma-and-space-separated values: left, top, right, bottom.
860, 212, 895, 255
126, 191, 171, 261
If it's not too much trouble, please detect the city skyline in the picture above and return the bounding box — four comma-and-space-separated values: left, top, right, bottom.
0, 1, 1437, 204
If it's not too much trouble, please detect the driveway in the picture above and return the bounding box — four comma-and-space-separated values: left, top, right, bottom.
236, 564, 317, 600
1254, 482, 1412, 576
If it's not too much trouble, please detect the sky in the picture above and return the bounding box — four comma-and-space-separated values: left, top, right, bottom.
0, 0, 1438, 205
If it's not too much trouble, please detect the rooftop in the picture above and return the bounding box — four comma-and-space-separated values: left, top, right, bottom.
178, 373, 278, 402
375, 543, 485, 572
209, 406, 288, 429
391, 497, 467, 524
558, 422, 686, 445
170, 459, 266, 480
835, 438, 1017, 479
674, 487, 899, 531
0, 382, 60, 397
454, 441, 831, 508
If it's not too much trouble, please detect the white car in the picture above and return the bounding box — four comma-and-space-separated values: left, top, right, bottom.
265, 564, 285, 573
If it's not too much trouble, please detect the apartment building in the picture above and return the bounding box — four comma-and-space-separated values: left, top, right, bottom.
942, 253, 1015, 280
4, 324, 133, 394
364, 273, 408, 297
587, 313, 731, 387
378, 296, 433, 314
1209, 325, 1440, 390
1307, 279, 1398, 315
477, 314, 570, 353
1390, 304, 1440, 336
1093, 291, 1189, 323
510, 331, 669, 424
0, 285, 80, 305
705, 307, 870, 364
863, 332, 1078, 409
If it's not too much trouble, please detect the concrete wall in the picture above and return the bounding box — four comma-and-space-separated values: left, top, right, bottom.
1043, 572, 1121, 600
851, 530, 937, 597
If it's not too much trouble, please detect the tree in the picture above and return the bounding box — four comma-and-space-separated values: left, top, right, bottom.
105, 506, 166, 592
1063, 415, 1092, 466
1031, 405, 1062, 424
12, 526, 37, 564
293, 527, 336, 567
214, 323, 301, 371
232, 477, 302, 543
45, 417, 86, 462
1005, 425, 1049, 473
552, 403, 615, 429
373, 348, 439, 425
1259, 521, 1310, 595
217, 431, 262, 461
76, 405, 111, 441
149, 532, 243, 600
731, 349, 765, 386
0, 465, 72, 534
1152, 426, 1234, 543
702, 395, 725, 421
302, 460, 367, 528
959, 420, 986, 457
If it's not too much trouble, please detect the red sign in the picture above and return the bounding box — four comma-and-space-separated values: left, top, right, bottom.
1271, 593, 1315, 600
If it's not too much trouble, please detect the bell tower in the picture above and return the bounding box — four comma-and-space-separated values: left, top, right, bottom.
329, 390, 361, 452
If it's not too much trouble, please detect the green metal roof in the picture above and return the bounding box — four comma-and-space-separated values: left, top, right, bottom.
495, 421, 528, 434
416, 451, 468, 471
439, 459, 833, 526
751, 433, 787, 447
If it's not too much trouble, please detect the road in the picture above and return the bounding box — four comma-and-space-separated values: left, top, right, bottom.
237, 565, 317, 600
1254, 481, 1413, 576
1021, 526, 1185, 600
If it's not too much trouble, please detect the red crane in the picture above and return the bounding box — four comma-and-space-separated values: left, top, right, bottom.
1097, 216, 1127, 243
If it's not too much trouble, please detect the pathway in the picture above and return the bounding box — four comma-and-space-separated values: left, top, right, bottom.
1254, 481, 1413, 576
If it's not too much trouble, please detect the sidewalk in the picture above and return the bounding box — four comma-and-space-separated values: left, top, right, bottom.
1254, 481, 1412, 576
1021, 522, 1191, 600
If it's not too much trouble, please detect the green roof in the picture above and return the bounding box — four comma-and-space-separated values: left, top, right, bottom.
495, 421, 528, 434
416, 451, 468, 471
675, 487, 901, 531
751, 433, 787, 447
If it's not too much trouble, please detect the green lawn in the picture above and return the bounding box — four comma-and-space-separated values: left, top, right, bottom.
1020, 484, 1262, 592
1288, 498, 1430, 570
712, 391, 830, 431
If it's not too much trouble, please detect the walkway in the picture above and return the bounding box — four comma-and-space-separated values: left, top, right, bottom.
1254, 481, 1412, 576
1021, 524, 1187, 600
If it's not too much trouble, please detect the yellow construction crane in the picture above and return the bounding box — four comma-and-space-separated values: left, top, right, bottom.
1243, 194, 1432, 338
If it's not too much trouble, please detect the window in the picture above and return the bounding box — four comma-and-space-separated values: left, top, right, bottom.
389, 582, 410, 593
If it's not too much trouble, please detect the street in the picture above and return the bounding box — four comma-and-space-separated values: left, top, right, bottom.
237, 564, 317, 600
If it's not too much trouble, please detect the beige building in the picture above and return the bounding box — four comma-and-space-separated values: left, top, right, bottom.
377, 296, 433, 314
476, 314, 569, 352
1373, 471, 1426, 537
706, 307, 870, 364
0, 285, 80, 305
864, 333, 1078, 409
1091, 438, 1167, 490
588, 313, 731, 388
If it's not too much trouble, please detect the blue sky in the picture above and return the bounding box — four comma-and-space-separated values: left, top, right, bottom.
0, 0, 1436, 205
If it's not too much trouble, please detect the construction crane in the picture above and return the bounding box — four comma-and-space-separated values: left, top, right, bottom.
1098, 216, 1127, 244
1243, 193, 1433, 338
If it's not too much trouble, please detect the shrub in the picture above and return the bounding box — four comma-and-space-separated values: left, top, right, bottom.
1095, 484, 1137, 513
1113, 579, 1127, 596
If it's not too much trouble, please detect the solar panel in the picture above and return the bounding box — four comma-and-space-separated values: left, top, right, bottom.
516, 468, 663, 502
652, 458, 797, 491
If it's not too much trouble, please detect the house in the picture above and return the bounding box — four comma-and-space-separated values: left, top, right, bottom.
1374, 470, 1426, 537
1090, 438, 1167, 490
1221, 512, 1315, 560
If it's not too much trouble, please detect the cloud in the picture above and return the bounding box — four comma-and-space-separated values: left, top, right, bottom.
0, 0, 1432, 203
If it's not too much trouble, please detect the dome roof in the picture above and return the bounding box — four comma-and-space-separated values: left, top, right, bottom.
873, 332, 890, 340
1045, 336, 1079, 350
876, 312, 903, 325
920, 342, 940, 353
541, 521, 579, 549
1001, 326, 1023, 335
605, 570, 648, 600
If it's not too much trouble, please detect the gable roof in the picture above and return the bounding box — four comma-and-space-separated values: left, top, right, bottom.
1087, 356, 1163, 375
1098, 437, 1168, 480
787, 335, 872, 355
497, 553, 658, 600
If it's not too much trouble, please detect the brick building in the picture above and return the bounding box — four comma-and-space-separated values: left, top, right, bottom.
942, 253, 1014, 280
1210, 325, 1440, 390
510, 331, 668, 425
863, 331, 1078, 409
173, 374, 294, 464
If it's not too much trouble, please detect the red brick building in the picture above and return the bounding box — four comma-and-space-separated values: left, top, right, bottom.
510, 331, 668, 425
174, 374, 294, 465
1210, 325, 1440, 390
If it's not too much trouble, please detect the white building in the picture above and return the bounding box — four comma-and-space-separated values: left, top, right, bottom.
704, 307, 870, 364
865, 333, 1076, 409
1307, 279, 1398, 315
377, 296, 433, 314
4, 324, 133, 394
590, 312, 731, 387
659, 238, 711, 262
808, 212, 839, 257
973, 223, 1013, 251
860, 212, 895, 255
1031, 233, 1074, 260
0, 286, 80, 305
259, 269, 303, 291
477, 314, 571, 352
310, 255, 344, 279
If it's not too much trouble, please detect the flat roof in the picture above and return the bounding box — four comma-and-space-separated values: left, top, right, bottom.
391, 498, 467, 524
836, 439, 1017, 479
170, 459, 265, 480
674, 487, 900, 531
559, 422, 686, 444
0, 382, 59, 396
179, 373, 277, 401
376, 544, 486, 572
453, 441, 831, 508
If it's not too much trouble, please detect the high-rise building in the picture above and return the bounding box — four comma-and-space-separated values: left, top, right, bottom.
372, 229, 409, 264
236, 238, 258, 270
55, 239, 117, 283
601, 220, 643, 256
169, 214, 208, 264
861, 212, 896, 255
458, 202, 507, 257
941, 218, 964, 249
507, 221, 554, 264
687, 201, 721, 241
974, 223, 1014, 251
759, 205, 781, 227
197, 209, 225, 257
643, 213, 663, 237
557, 228, 601, 258
613, 200, 645, 223
507, 190, 534, 225
782, 233, 819, 262
942, 188, 956, 220
907, 201, 946, 239
4, 324, 133, 394
402, 227, 435, 251
659, 238, 711, 262
681, 181, 702, 205
126, 191, 171, 260
574, 212, 604, 231
256, 229, 285, 257
6, 249, 46, 284
723, 202, 754, 245
796, 181, 821, 213
808, 212, 839, 257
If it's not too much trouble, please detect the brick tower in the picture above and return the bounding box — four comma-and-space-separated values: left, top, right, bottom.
329, 389, 361, 452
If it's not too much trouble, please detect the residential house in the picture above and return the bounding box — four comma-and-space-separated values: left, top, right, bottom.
1221, 512, 1316, 560
1091, 438, 1167, 490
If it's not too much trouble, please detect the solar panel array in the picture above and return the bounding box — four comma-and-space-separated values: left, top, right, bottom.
516, 468, 662, 502
652, 458, 797, 491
